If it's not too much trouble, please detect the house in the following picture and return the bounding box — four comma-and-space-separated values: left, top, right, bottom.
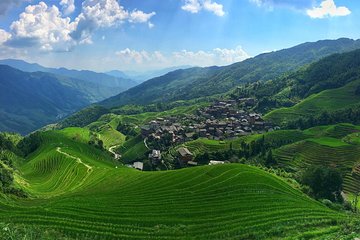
133, 162, 144, 171
177, 147, 193, 162
141, 125, 152, 137
209, 160, 225, 165
199, 129, 207, 137
185, 132, 195, 141
149, 150, 161, 164
187, 161, 198, 166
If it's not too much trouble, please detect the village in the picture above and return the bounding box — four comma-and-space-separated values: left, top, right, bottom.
128, 98, 278, 170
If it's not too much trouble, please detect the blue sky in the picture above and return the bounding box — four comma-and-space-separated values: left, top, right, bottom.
0, 0, 358, 72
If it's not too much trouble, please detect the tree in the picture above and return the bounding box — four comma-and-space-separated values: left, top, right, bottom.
265, 150, 276, 167
353, 191, 360, 213
301, 166, 343, 202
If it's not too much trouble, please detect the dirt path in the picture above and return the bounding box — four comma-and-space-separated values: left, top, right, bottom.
56, 147, 93, 171
144, 138, 150, 150
108, 145, 121, 159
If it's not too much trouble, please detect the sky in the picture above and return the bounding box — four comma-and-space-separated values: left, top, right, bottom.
0, 0, 358, 72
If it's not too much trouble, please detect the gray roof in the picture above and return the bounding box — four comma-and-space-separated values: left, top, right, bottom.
178, 147, 193, 157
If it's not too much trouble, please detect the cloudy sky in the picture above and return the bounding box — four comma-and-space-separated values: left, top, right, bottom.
0, 0, 358, 72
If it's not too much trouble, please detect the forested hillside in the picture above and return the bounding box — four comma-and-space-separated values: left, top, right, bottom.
101, 38, 360, 108
0, 65, 112, 134
0, 59, 137, 91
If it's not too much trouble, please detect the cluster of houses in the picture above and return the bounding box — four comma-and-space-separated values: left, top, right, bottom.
141, 98, 275, 144
133, 98, 277, 169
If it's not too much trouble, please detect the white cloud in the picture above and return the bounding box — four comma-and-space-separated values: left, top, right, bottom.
7, 2, 76, 51
115, 46, 249, 69
60, 0, 75, 16
148, 22, 155, 29
115, 48, 166, 64
70, 0, 155, 42
182, 0, 225, 16
0, 0, 155, 53
203, 0, 225, 16
182, 0, 202, 13
0, 29, 11, 45
251, 0, 351, 19
129, 10, 156, 23
213, 47, 250, 63
306, 0, 351, 18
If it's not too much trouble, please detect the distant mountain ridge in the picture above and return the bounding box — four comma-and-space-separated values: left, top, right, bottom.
0, 59, 140, 134
106, 66, 193, 84
100, 38, 360, 108
0, 59, 138, 90
0, 65, 92, 134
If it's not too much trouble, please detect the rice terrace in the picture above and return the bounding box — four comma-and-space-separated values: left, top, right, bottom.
1, 0, 360, 239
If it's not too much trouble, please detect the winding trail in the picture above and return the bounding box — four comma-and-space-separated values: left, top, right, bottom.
56, 147, 93, 171
144, 138, 150, 150
108, 145, 121, 160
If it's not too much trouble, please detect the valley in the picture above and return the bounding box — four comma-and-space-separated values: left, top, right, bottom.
2, 38, 360, 239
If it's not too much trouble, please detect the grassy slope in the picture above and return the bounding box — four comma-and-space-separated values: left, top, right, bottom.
175, 124, 360, 196
0, 129, 349, 239
182, 130, 312, 158
265, 79, 360, 125
273, 124, 360, 193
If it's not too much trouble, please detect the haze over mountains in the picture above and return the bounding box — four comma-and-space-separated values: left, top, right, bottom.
0, 60, 138, 134
106, 66, 193, 84
0, 59, 137, 89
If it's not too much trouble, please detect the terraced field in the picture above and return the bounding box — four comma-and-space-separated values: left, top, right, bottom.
265, 80, 360, 125
0, 130, 351, 239
274, 139, 360, 193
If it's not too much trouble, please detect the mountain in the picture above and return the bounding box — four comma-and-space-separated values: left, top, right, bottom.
262, 49, 360, 125
105, 70, 129, 79
100, 38, 360, 108
0, 65, 119, 134
123, 66, 193, 83
0, 59, 138, 91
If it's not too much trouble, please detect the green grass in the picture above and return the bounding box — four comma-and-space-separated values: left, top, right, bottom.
265, 80, 360, 125
181, 130, 311, 159
274, 139, 360, 193
116, 104, 207, 126
183, 138, 231, 156
118, 135, 148, 163
306, 137, 350, 147
0, 130, 352, 239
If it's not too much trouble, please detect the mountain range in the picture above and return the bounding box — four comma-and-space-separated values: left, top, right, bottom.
1, 38, 360, 135
0, 61, 138, 134
100, 38, 360, 108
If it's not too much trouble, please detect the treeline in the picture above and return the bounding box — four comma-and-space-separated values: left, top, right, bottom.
116, 123, 138, 139
195, 136, 300, 167
0, 134, 29, 198
111, 98, 212, 116
0, 159, 27, 198
286, 106, 360, 130
60, 106, 110, 128
0, 134, 18, 154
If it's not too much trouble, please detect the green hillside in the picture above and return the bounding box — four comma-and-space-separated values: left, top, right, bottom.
265, 79, 360, 125
0, 64, 135, 135
0, 129, 355, 239
100, 38, 360, 108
